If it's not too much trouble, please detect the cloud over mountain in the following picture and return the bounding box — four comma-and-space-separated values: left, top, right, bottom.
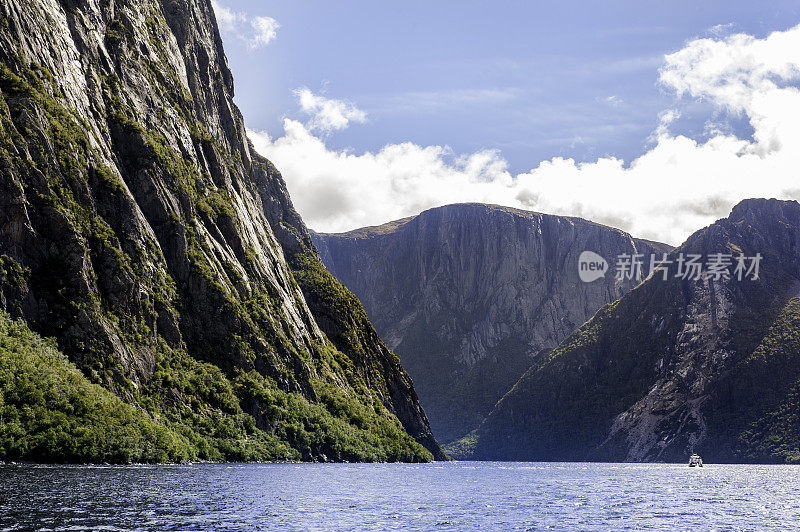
250, 24, 800, 245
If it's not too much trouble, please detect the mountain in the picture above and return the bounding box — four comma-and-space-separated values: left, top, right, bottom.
312, 203, 671, 443
0, 0, 443, 462
467, 198, 800, 463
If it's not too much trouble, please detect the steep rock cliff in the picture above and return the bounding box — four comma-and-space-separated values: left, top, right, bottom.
313, 203, 671, 443
470, 199, 800, 463
0, 0, 440, 462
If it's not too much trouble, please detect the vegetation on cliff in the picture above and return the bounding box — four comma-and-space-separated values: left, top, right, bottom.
466, 199, 800, 463
0, 307, 430, 463
0, 312, 194, 463
0, 0, 435, 463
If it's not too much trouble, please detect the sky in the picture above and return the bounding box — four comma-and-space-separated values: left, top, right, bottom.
211, 1, 800, 245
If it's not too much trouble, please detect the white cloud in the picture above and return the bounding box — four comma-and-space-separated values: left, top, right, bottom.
211, 1, 279, 50
649, 109, 680, 141
250, 24, 800, 246
707, 23, 736, 38
295, 89, 367, 133
249, 122, 513, 231
212, 1, 245, 33
250, 16, 280, 49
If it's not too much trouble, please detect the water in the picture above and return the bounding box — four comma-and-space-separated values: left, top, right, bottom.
1, 462, 799, 531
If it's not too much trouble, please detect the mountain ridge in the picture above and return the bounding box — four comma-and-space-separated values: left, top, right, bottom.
467, 198, 800, 463
313, 203, 674, 250
312, 202, 672, 443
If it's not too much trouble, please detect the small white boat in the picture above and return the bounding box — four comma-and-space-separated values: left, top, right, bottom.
688, 454, 703, 467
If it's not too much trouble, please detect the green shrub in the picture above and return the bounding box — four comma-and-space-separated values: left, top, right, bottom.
0, 313, 194, 463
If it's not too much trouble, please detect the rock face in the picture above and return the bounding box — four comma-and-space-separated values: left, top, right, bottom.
470, 199, 800, 463
0, 0, 442, 461
312, 203, 671, 443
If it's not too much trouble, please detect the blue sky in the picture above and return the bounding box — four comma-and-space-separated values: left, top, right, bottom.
213, 1, 800, 244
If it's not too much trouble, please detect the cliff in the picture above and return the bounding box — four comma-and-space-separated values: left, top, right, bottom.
470, 199, 800, 463
0, 0, 441, 462
312, 203, 671, 443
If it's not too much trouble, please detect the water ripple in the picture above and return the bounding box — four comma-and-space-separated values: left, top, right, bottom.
1, 462, 799, 530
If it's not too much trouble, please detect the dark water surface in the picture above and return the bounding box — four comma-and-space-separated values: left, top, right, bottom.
1, 462, 799, 530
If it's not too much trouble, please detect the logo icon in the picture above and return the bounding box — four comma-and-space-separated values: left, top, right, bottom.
578, 251, 608, 283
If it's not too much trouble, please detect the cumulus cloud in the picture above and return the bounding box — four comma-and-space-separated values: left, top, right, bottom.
250, 24, 800, 245
295, 89, 367, 133
211, 1, 279, 50
250, 16, 280, 49
249, 122, 513, 231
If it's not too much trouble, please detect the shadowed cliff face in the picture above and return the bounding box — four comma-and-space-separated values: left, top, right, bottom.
0, 0, 441, 461
471, 199, 800, 463
312, 203, 671, 443
254, 158, 446, 458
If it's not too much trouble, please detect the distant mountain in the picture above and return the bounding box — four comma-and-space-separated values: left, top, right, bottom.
312, 203, 671, 443
467, 198, 800, 463
0, 0, 441, 462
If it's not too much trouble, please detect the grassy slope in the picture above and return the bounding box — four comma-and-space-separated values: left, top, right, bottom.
0, 312, 194, 463
0, 302, 430, 464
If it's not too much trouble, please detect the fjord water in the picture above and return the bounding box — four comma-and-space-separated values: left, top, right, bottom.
2, 462, 799, 530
